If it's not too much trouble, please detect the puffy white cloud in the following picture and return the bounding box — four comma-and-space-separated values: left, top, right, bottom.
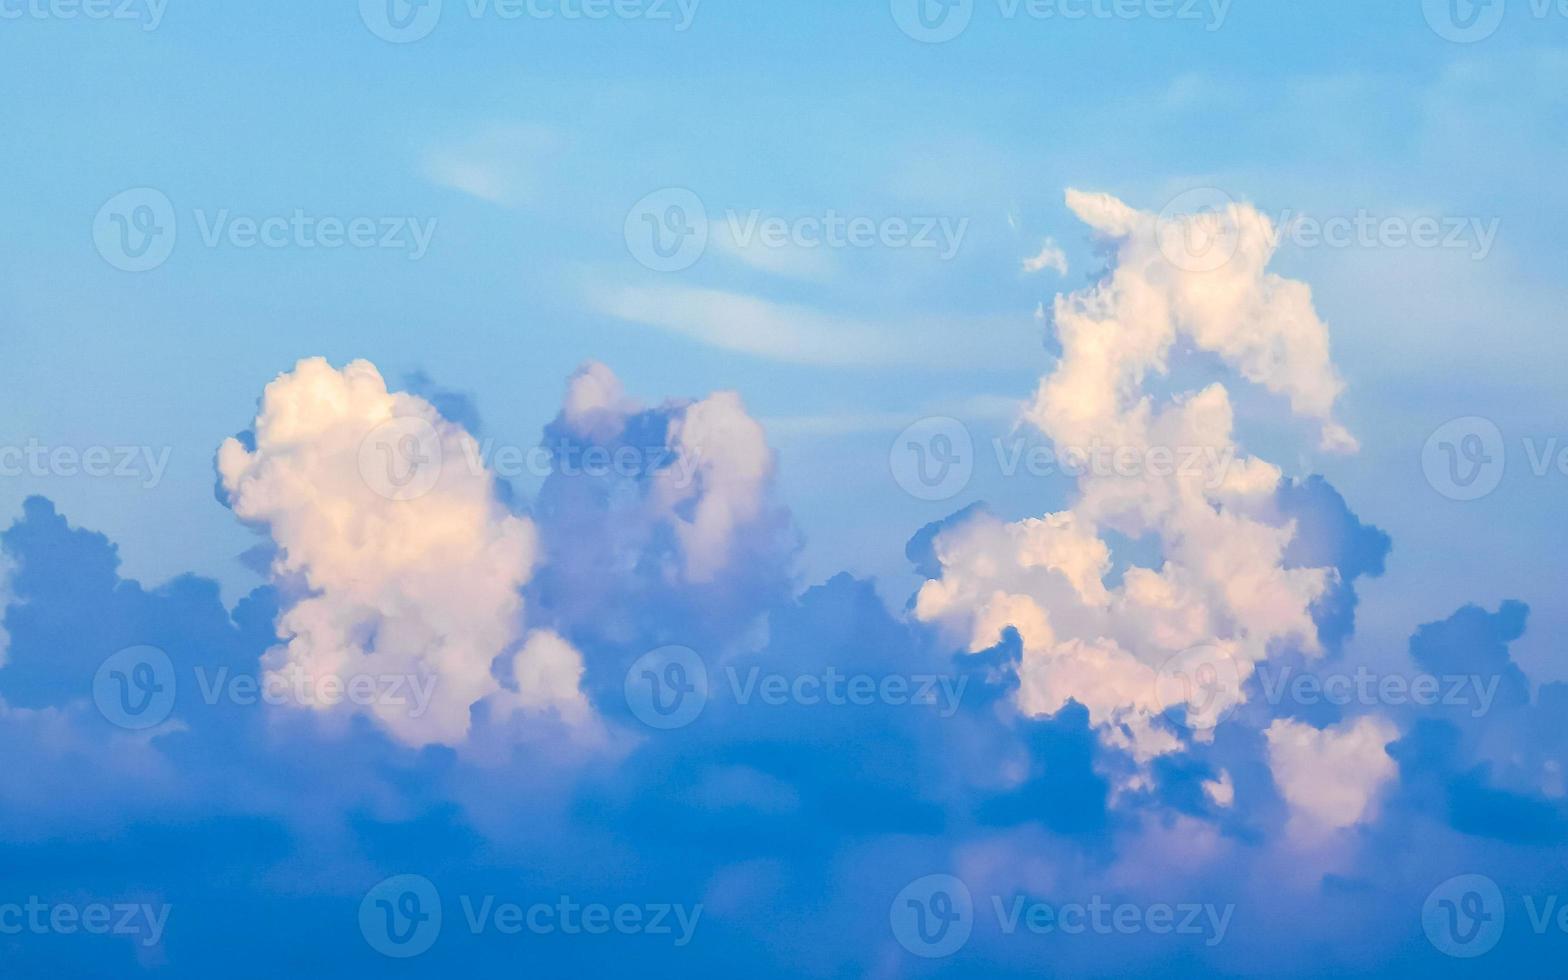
1047, 188, 1355, 452
560, 360, 637, 443
1265, 715, 1398, 832
915, 190, 1356, 765
218, 357, 588, 748
652, 390, 774, 583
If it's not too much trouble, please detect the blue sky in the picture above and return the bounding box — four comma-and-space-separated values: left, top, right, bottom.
2, 0, 1568, 975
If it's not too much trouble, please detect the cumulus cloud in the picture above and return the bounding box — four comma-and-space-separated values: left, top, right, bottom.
529, 362, 796, 680
217, 357, 588, 747
915, 190, 1358, 767
1049, 189, 1356, 452
1266, 715, 1398, 832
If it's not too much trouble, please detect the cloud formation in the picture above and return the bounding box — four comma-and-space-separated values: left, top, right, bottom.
916, 190, 1361, 768
217, 357, 587, 747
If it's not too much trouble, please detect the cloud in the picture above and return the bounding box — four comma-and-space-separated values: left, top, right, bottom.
1053, 188, 1357, 453
915, 190, 1361, 767
1020, 237, 1068, 276
584, 281, 1036, 369
421, 123, 561, 207
709, 218, 837, 282
217, 357, 588, 747
528, 362, 796, 672
1265, 715, 1397, 832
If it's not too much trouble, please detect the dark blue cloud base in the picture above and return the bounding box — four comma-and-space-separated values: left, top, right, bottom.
0, 395, 1564, 978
